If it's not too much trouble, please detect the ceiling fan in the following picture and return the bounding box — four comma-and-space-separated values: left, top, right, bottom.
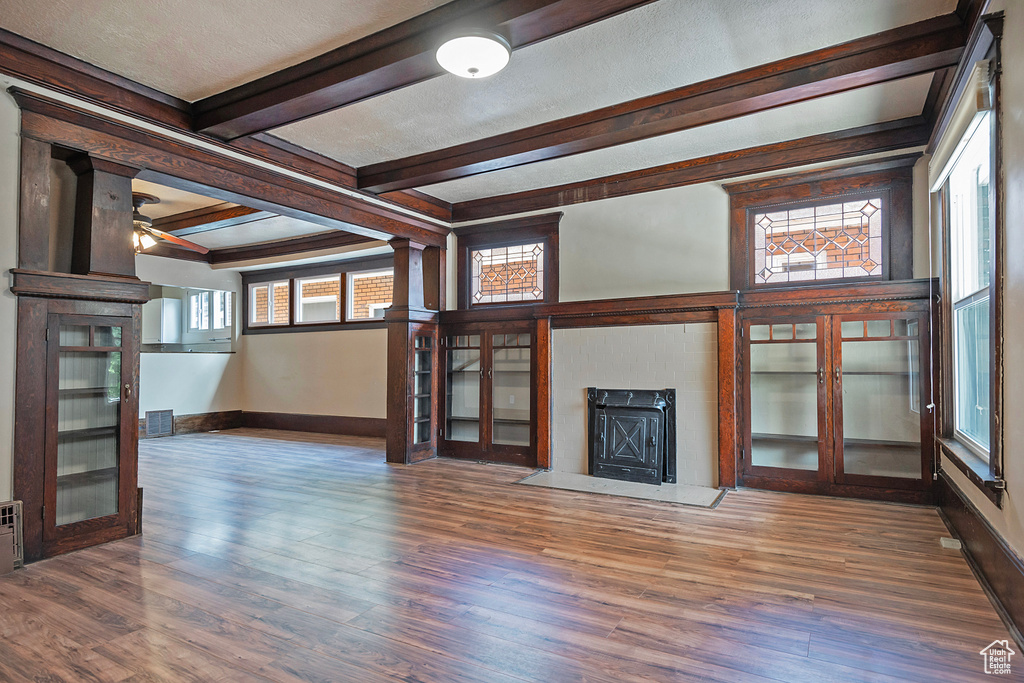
132, 193, 210, 255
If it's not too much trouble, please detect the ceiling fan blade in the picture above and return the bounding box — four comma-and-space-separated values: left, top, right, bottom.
145, 227, 211, 254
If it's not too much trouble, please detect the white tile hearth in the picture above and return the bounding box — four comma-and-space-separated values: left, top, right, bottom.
517, 470, 724, 508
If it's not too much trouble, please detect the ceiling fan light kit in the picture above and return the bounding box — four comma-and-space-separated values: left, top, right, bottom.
436, 30, 511, 78
131, 192, 210, 255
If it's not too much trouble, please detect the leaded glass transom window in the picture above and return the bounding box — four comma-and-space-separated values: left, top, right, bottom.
470, 242, 545, 304
753, 198, 883, 285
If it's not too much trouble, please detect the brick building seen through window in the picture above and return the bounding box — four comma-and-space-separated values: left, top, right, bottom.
248, 267, 393, 328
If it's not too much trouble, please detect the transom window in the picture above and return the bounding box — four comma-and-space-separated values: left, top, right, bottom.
754, 198, 883, 285
470, 242, 545, 304
347, 269, 394, 320
188, 290, 232, 331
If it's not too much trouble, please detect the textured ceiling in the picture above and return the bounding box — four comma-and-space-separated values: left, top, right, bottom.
0, 0, 449, 100
425, 74, 934, 203
131, 179, 224, 219
275, 0, 955, 167
186, 216, 334, 250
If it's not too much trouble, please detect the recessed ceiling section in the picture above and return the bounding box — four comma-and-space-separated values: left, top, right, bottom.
272, 0, 954, 168
178, 216, 338, 250
0, 0, 450, 100
424, 73, 934, 204
131, 179, 225, 219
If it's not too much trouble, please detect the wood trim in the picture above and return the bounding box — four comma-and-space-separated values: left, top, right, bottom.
358, 14, 966, 193
11, 89, 450, 247
740, 476, 934, 505
738, 279, 933, 307
717, 308, 738, 489
18, 137, 51, 271
153, 204, 272, 237
138, 410, 244, 438
937, 471, 1023, 644
10, 270, 151, 304
381, 189, 453, 223
211, 231, 378, 265
726, 156, 920, 290
241, 412, 386, 438
455, 213, 561, 309
535, 316, 552, 470
0, 27, 190, 129
938, 438, 1002, 506
452, 118, 931, 221
193, 0, 657, 139
13, 297, 48, 561
229, 133, 357, 188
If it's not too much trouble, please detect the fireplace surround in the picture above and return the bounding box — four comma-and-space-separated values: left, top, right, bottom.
587, 387, 677, 485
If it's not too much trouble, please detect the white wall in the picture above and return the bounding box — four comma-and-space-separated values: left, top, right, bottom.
552, 324, 719, 488
135, 255, 244, 418
241, 328, 387, 418
0, 82, 20, 501
940, 0, 1024, 558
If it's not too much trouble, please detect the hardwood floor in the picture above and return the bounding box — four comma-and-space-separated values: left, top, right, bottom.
0, 428, 1014, 682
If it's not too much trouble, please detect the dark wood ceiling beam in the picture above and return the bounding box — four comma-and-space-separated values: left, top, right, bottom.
359, 13, 966, 193
152, 204, 274, 237
193, 0, 657, 140
452, 116, 931, 221
209, 231, 378, 265
12, 89, 449, 246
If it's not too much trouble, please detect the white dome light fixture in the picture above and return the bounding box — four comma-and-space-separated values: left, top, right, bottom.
436, 30, 511, 79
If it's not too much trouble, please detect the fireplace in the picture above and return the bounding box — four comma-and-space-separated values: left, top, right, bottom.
587, 388, 676, 485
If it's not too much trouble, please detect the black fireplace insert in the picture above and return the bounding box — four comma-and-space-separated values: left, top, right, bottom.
587, 388, 676, 485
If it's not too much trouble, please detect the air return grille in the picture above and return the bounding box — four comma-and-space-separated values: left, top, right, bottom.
0, 501, 24, 568
146, 410, 174, 437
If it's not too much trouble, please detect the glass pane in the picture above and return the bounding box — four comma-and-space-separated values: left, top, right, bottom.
296, 275, 341, 324
271, 282, 290, 324
771, 324, 793, 340
865, 320, 890, 337
841, 335, 921, 479
57, 349, 121, 525
841, 321, 864, 338
753, 197, 883, 285
446, 347, 480, 442
250, 285, 269, 325
348, 269, 393, 320
92, 327, 122, 347
955, 296, 990, 452
470, 242, 544, 304
749, 325, 771, 341
794, 323, 816, 340
893, 319, 916, 337
413, 337, 432, 445
468, 335, 480, 347
59, 325, 89, 346
750, 341, 819, 470
493, 344, 531, 446
949, 111, 992, 302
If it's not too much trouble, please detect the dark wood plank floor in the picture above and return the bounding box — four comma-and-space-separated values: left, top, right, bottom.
0, 428, 1014, 682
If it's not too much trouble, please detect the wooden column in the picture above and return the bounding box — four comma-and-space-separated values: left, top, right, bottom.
68, 154, 140, 278
18, 137, 51, 271
535, 317, 552, 469
717, 307, 739, 489
386, 238, 439, 465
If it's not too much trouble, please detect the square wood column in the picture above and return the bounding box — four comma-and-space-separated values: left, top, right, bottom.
68, 154, 140, 278
386, 238, 440, 464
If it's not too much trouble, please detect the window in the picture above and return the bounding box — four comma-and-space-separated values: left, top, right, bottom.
241, 256, 395, 333
347, 269, 393, 320
725, 157, 915, 290
296, 275, 341, 324
188, 290, 233, 332
249, 280, 289, 327
456, 212, 561, 308
212, 291, 232, 331
946, 111, 993, 460
188, 291, 209, 330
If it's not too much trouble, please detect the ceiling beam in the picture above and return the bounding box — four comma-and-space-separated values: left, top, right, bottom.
209, 231, 378, 265
192, 0, 657, 140
152, 203, 274, 237
359, 13, 966, 193
451, 116, 931, 221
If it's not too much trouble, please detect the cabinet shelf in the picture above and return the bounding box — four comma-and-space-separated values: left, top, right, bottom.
59, 387, 112, 396
56, 467, 118, 487
492, 417, 531, 425
57, 425, 118, 439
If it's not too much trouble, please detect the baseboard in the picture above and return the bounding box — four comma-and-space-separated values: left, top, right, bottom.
937, 471, 1024, 646
139, 410, 385, 439
240, 412, 387, 438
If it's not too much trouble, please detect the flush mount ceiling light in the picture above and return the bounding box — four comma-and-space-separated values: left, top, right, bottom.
436, 30, 511, 79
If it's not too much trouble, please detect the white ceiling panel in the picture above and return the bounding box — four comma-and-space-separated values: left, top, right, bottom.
185, 215, 335, 250
131, 179, 224, 219
274, 0, 954, 167
424, 73, 934, 203
0, 0, 449, 100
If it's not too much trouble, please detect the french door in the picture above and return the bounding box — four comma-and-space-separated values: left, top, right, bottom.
741, 310, 931, 498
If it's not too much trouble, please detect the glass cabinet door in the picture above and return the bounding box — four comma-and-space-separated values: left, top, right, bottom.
49, 319, 127, 528
746, 321, 823, 476
835, 315, 925, 483
412, 336, 433, 445
445, 334, 481, 442
491, 333, 531, 447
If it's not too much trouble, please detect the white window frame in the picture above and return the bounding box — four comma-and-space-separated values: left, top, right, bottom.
346, 268, 393, 321
295, 275, 342, 325
248, 280, 290, 327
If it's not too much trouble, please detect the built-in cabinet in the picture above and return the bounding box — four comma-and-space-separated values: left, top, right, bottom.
441, 321, 537, 466
740, 307, 933, 500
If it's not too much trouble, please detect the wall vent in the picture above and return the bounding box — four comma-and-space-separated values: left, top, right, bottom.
0, 501, 24, 569
146, 409, 174, 437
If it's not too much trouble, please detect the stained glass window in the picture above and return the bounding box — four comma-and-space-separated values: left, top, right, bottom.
753, 198, 883, 285
470, 242, 545, 304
